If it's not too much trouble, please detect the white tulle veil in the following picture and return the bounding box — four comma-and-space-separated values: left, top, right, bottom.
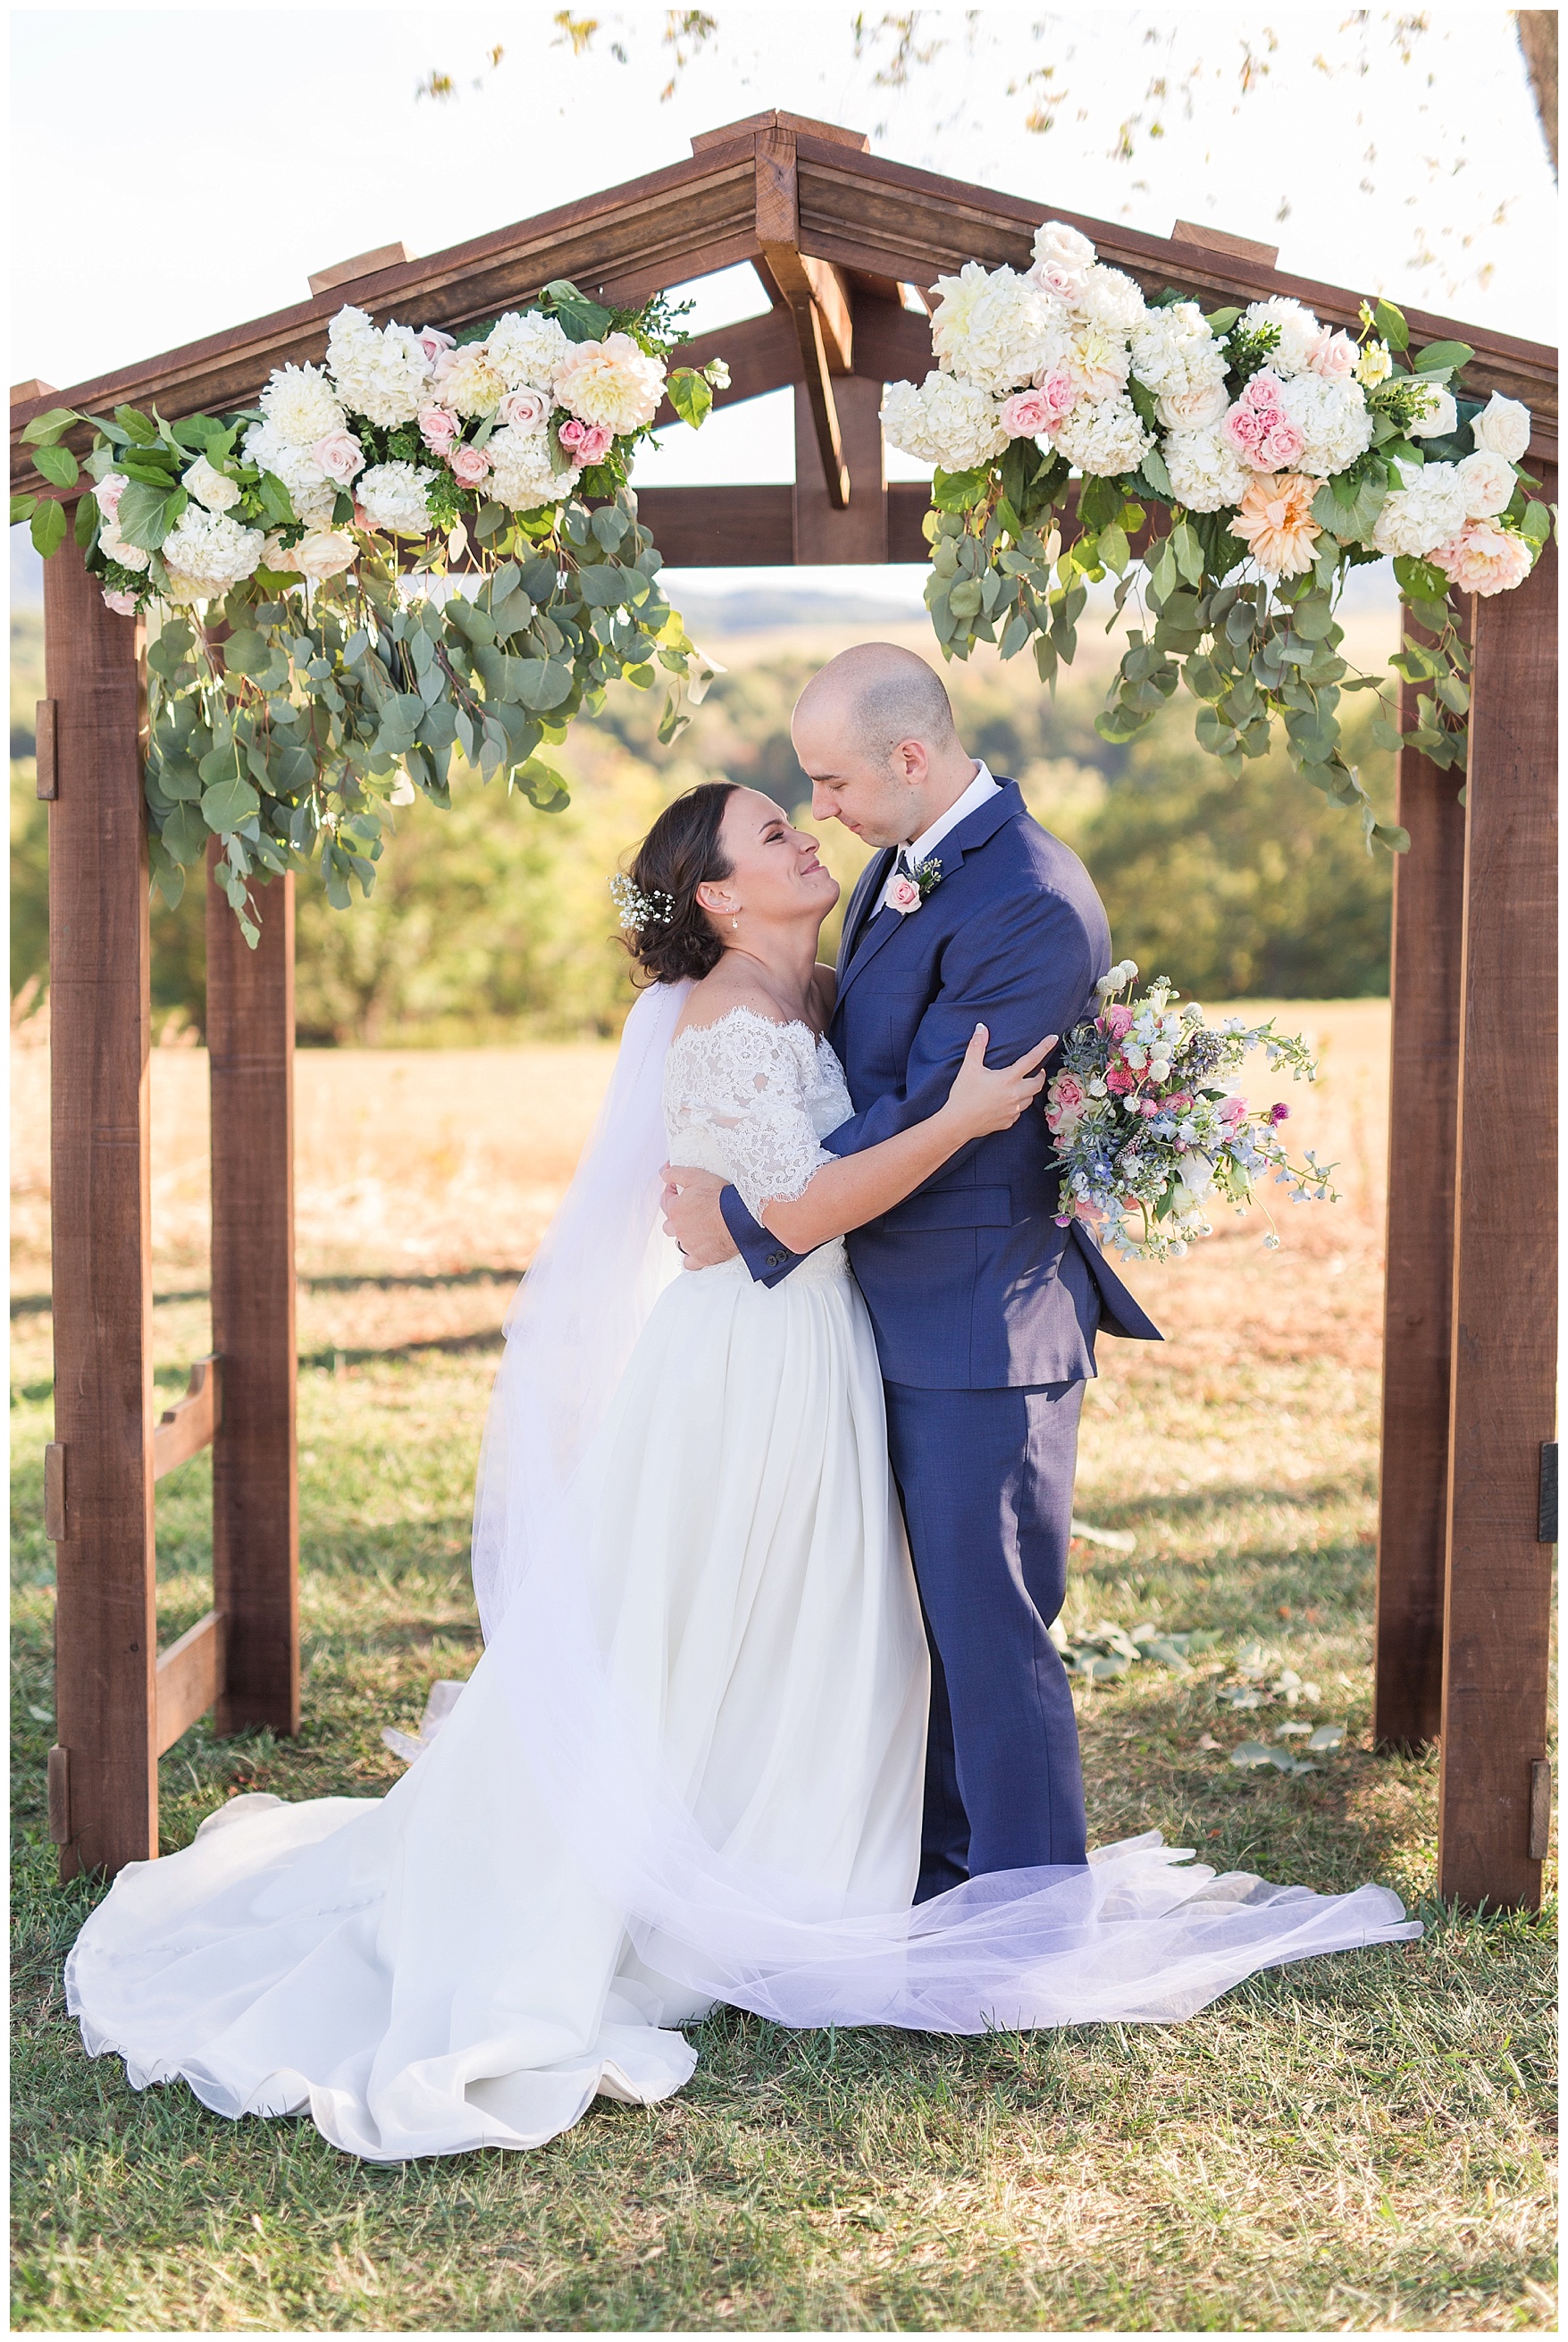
467, 978, 1418, 2033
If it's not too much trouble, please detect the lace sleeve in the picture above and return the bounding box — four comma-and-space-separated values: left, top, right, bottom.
665, 1011, 833, 1221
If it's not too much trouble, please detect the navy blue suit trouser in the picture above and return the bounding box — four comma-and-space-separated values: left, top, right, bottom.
883, 1380, 1088, 1900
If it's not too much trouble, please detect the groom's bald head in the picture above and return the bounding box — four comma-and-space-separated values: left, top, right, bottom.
792, 642, 978, 849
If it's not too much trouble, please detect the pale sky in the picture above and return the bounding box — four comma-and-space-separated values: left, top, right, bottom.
10, 4, 1555, 606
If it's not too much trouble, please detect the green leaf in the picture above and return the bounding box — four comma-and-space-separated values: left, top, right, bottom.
161, 801, 211, 866
1372, 298, 1409, 351
574, 563, 632, 609
931, 467, 992, 513
1170, 520, 1203, 587
113, 405, 159, 444
29, 499, 66, 558
665, 366, 714, 430
542, 279, 615, 342
1521, 501, 1552, 545
514, 657, 575, 710
20, 406, 83, 447
74, 494, 99, 550
201, 774, 261, 834
1413, 340, 1474, 374
147, 836, 187, 910
1204, 306, 1242, 334
1138, 445, 1172, 499
33, 442, 80, 490
1098, 523, 1130, 576
220, 631, 271, 678
11, 493, 38, 526
115, 477, 185, 553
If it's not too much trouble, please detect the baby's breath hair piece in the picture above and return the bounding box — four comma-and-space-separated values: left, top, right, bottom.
609, 873, 675, 935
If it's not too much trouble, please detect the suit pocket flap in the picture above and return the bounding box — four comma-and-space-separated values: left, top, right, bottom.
877, 1185, 1013, 1234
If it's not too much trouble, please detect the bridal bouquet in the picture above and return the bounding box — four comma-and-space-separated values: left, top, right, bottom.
1046, 962, 1336, 1262
881, 221, 1554, 852
13, 283, 727, 938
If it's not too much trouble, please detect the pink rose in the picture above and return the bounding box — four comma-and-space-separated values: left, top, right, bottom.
1256, 416, 1305, 468
94, 472, 127, 520
1000, 387, 1056, 439
887, 877, 922, 915
417, 404, 460, 454
497, 386, 549, 431
1308, 328, 1358, 381
1105, 1064, 1136, 1095
1223, 403, 1267, 455
1035, 366, 1078, 423
417, 325, 457, 363
1243, 370, 1287, 412
1046, 1072, 1086, 1134
311, 429, 366, 486
558, 416, 614, 463
1430, 519, 1534, 597
101, 585, 138, 616
449, 442, 491, 487
1104, 1003, 1135, 1040
1220, 1095, 1248, 1125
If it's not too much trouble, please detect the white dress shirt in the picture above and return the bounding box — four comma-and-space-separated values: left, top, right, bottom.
875, 761, 1002, 916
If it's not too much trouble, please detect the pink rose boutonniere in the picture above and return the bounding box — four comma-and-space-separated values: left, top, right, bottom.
881, 852, 943, 917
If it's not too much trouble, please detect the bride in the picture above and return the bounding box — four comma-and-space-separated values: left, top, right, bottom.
67, 779, 1419, 2162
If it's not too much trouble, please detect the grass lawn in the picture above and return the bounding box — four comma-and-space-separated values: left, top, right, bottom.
10, 1014, 1557, 2332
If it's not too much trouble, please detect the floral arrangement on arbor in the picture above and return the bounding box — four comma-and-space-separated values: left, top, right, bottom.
1045, 962, 1335, 1263
881, 222, 1552, 852
13, 282, 729, 938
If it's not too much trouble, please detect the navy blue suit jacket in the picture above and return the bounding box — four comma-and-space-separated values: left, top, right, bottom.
718, 778, 1161, 1388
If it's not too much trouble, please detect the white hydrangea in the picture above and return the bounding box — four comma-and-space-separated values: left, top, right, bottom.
1371, 461, 1470, 558
242, 418, 337, 523
1240, 297, 1324, 377
1455, 449, 1516, 519
257, 362, 346, 449
486, 424, 573, 513
878, 372, 1009, 471
1277, 374, 1374, 475
355, 460, 437, 533
182, 454, 242, 514
1162, 424, 1253, 512
1076, 263, 1146, 332
928, 262, 1068, 395
326, 306, 431, 428
436, 343, 507, 417
1129, 301, 1220, 395
485, 309, 575, 391
553, 332, 666, 435
1051, 392, 1153, 479
1061, 319, 1132, 402
1407, 382, 1458, 439
157, 505, 265, 591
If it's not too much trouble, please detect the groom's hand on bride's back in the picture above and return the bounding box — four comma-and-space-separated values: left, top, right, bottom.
660, 1165, 742, 1268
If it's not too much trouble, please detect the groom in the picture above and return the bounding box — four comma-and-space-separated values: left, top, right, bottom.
661, 642, 1160, 1899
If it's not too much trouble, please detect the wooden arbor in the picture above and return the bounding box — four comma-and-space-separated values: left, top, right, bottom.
12, 109, 1557, 1900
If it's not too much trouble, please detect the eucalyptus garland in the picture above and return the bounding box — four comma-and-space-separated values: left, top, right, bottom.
14, 281, 725, 940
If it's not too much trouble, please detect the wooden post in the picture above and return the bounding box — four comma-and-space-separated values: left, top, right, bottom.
206, 848, 300, 1738
1438, 488, 1558, 1910
1373, 670, 1467, 1748
44, 531, 158, 1878
793, 375, 888, 565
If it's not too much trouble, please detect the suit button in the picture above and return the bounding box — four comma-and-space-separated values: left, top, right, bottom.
767, 1253, 784, 1266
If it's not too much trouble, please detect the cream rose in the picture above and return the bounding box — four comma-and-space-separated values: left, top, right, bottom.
1471, 390, 1531, 463
1455, 449, 1516, 519
292, 528, 358, 581
182, 454, 242, 514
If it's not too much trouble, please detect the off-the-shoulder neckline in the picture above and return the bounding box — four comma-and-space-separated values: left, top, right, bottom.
668, 1003, 827, 1048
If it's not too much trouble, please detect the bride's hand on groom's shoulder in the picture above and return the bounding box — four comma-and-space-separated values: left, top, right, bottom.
660, 1164, 742, 1268
943, 1024, 1057, 1142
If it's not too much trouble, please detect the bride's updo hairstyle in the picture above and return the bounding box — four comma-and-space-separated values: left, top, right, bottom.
619, 780, 743, 985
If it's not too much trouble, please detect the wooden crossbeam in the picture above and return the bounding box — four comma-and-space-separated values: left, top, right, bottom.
155, 1609, 224, 1756
152, 1355, 221, 1482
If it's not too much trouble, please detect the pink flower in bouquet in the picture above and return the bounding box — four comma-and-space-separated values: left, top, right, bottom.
417, 325, 457, 364
1000, 386, 1058, 439
1230, 473, 1321, 578
558, 416, 614, 463
1307, 328, 1358, 381
1140, 1096, 1161, 1117
1430, 519, 1533, 597
417, 404, 460, 454
1255, 415, 1305, 468
311, 429, 366, 486
497, 386, 549, 431
94, 473, 127, 520
1222, 372, 1302, 471
1034, 367, 1079, 424
1045, 1072, 1086, 1133
102, 585, 138, 616
449, 443, 492, 487
1224, 402, 1267, 455
1220, 1095, 1248, 1125
1105, 1063, 1136, 1095
1269, 1102, 1291, 1125
1104, 1003, 1135, 1040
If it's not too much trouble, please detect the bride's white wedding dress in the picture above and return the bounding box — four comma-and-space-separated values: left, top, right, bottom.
66, 986, 1419, 2162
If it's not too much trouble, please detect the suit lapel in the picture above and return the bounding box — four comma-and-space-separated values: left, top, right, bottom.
836, 847, 895, 978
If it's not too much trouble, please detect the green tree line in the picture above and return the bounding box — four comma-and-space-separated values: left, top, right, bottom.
12, 607, 1398, 1043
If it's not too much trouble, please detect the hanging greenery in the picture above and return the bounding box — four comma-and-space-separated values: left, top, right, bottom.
880, 222, 1554, 853
13, 282, 728, 942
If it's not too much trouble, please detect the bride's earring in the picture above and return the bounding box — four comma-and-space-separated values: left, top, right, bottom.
732, 914, 740, 930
